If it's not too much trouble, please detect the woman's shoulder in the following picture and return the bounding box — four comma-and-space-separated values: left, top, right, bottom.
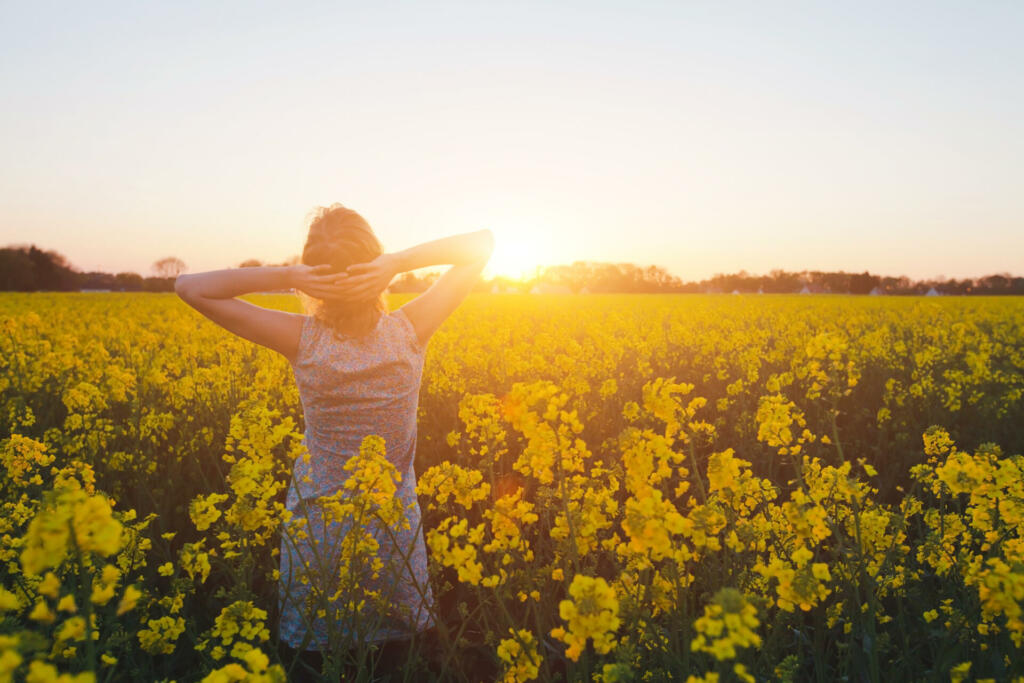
386, 308, 426, 355
299, 311, 423, 356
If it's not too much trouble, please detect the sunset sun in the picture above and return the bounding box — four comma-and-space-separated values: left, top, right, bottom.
485, 225, 551, 280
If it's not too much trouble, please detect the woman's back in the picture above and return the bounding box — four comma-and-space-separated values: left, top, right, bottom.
289, 308, 424, 499
279, 307, 435, 649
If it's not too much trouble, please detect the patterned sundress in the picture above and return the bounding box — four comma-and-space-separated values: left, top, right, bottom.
278, 308, 436, 651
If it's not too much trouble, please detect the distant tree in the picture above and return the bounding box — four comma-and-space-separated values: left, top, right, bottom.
238, 259, 263, 268
764, 270, 801, 293
152, 257, 186, 278
977, 274, 1012, 294
849, 271, 879, 295
641, 264, 683, 292
539, 261, 685, 293
29, 245, 78, 290
821, 271, 852, 294
0, 244, 77, 291
540, 262, 598, 293
143, 277, 176, 292
0, 248, 37, 290
114, 272, 144, 291
937, 278, 970, 295
78, 271, 118, 290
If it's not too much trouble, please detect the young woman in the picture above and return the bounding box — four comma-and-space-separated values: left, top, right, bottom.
175, 204, 494, 678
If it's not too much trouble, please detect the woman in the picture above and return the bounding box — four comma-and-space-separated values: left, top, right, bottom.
175, 204, 494, 679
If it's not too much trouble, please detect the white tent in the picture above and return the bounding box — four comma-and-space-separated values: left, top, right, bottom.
869, 286, 884, 296
799, 285, 812, 294
926, 287, 941, 296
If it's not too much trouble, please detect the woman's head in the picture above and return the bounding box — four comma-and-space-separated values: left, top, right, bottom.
300, 203, 387, 337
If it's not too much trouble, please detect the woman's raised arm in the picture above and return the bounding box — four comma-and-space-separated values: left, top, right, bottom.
335, 229, 495, 346
173, 264, 353, 362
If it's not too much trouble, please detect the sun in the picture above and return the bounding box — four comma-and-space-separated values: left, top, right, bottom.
484, 225, 550, 280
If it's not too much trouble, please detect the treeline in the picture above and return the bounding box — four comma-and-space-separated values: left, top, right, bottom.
687, 268, 1024, 296
466, 262, 1023, 295
2, 244, 1022, 295
0, 246, 295, 293
0, 245, 179, 292
523, 262, 1022, 295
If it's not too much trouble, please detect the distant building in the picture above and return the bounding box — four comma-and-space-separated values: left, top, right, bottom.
926, 287, 941, 296
869, 286, 884, 296
731, 289, 741, 295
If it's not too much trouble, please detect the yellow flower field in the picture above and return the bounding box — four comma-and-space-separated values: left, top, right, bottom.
1, 292, 1023, 682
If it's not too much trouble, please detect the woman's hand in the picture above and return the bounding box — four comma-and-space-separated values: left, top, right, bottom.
289, 264, 351, 300
331, 254, 400, 302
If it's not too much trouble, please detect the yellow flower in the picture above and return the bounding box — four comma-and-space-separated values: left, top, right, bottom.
416, 461, 490, 510
950, 661, 971, 683
71, 495, 122, 556
496, 629, 541, 682
200, 647, 285, 682
211, 601, 271, 650
550, 575, 620, 661
189, 493, 228, 531
20, 489, 124, 577
54, 616, 87, 644
116, 585, 142, 616
56, 594, 77, 613
0, 588, 21, 612
690, 588, 761, 661
28, 600, 56, 624
24, 660, 95, 683
38, 573, 61, 599
138, 615, 185, 654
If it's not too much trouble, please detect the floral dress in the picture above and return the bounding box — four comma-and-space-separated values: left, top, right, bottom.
277, 309, 435, 650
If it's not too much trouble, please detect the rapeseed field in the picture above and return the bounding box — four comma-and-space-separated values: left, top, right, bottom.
1, 293, 1023, 682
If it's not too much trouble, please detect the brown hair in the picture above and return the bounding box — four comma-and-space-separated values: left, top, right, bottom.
299, 203, 387, 338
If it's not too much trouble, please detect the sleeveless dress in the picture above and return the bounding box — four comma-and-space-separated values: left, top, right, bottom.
278, 308, 436, 650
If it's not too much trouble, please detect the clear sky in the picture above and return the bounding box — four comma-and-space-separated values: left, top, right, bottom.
1, 1, 1021, 281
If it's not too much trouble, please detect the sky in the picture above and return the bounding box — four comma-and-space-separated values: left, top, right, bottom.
1, 0, 1021, 282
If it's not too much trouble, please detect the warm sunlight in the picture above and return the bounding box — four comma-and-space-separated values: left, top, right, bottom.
484, 225, 550, 281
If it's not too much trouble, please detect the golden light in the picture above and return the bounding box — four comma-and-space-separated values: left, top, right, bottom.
484, 224, 551, 281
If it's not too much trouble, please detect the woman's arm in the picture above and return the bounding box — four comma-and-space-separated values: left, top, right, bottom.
174, 264, 349, 362
334, 229, 494, 346
331, 230, 494, 302
387, 229, 496, 273
174, 266, 294, 299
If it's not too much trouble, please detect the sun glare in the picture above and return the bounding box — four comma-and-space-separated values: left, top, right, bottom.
485, 225, 550, 281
